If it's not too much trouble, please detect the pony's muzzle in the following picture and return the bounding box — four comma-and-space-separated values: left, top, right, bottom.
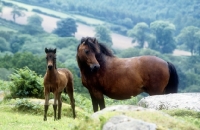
48, 65, 53, 70
90, 64, 100, 71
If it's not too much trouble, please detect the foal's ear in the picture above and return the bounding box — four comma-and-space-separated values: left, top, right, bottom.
53, 48, 56, 53
45, 48, 48, 53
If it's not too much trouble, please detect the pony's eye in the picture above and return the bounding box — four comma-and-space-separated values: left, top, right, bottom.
85, 50, 90, 54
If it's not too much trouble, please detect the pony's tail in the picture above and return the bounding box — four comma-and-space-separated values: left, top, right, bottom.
165, 62, 179, 94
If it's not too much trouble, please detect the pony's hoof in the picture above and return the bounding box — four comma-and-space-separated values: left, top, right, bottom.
44, 118, 47, 121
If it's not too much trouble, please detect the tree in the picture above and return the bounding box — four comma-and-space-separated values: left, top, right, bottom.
10, 6, 25, 22
54, 37, 78, 49
0, 37, 10, 52
20, 14, 44, 35
150, 20, 176, 53
0, 2, 3, 16
121, 17, 133, 28
27, 14, 43, 26
53, 18, 77, 37
95, 25, 112, 48
0, 52, 46, 75
177, 26, 200, 55
10, 34, 32, 53
194, 30, 200, 55
127, 22, 151, 48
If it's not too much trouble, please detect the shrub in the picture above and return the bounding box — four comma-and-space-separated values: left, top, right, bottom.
9, 67, 43, 98
14, 98, 42, 114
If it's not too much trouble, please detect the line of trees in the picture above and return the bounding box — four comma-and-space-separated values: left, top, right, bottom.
13, 0, 200, 35
2, 1, 200, 55
127, 21, 200, 55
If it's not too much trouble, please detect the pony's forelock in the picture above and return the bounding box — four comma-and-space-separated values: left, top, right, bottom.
78, 37, 114, 57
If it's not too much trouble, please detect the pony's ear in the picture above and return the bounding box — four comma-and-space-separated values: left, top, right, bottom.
93, 38, 98, 44
85, 37, 89, 44
45, 48, 48, 53
54, 48, 56, 53
81, 37, 86, 44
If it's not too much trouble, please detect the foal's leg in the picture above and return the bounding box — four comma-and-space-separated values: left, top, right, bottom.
68, 91, 76, 118
44, 92, 50, 121
57, 92, 62, 120
53, 93, 58, 121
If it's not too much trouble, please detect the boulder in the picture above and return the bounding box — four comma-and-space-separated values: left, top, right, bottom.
137, 93, 200, 111
92, 105, 155, 118
92, 105, 159, 130
103, 115, 157, 130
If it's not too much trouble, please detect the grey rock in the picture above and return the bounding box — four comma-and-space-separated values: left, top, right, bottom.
92, 105, 155, 119
137, 93, 200, 111
103, 115, 157, 130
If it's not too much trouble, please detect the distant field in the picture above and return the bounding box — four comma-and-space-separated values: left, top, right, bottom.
1, 5, 133, 49
0, 1, 191, 54
2, 0, 105, 25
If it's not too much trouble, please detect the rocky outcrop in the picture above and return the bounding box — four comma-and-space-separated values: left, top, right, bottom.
137, 93, 200, 111
92, 105, 160, 130
92, 105, 154, 118
92, 93, 200, 130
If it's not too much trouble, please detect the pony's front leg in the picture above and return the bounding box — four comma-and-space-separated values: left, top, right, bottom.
57, 92, 62, 120
90, 91, 105, 112
44, 92, 50, 121
53, 93, 58, 121
99, 96, 105, 110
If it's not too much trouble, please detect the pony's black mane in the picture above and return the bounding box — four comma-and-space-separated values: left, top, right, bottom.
98, 43, 114, 57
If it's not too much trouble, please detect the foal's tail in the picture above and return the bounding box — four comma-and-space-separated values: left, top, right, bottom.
165, 62, 179, 94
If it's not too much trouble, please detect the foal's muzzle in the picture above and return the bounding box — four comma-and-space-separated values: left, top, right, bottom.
90, 64, 100, 72
48, 65, 53, 70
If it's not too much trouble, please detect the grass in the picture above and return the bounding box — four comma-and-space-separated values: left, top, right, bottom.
0, 98, 200, 130
164, 109, 200, 128
0, 111, 78, 130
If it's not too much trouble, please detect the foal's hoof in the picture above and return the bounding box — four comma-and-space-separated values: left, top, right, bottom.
44, 118, 47, 121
